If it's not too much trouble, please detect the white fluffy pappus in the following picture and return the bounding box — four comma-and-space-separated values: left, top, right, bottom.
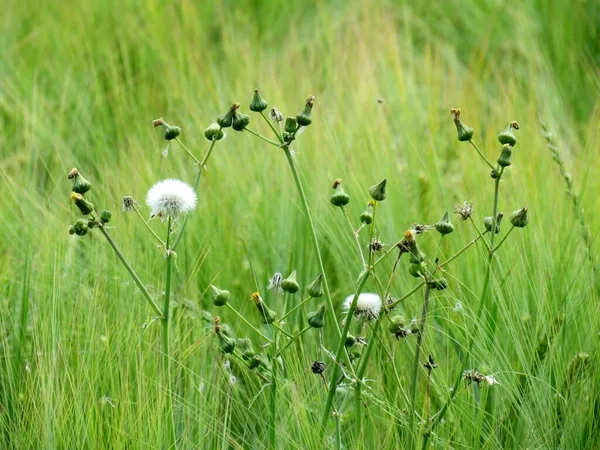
342, 292, 382, 320
146, 179, 197, 219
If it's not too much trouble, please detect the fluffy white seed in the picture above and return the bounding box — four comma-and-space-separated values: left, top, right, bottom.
342, 292, 382, 320
146, 179, 197, 218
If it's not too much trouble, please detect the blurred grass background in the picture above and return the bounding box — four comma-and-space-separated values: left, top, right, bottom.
1, 0, 599, 448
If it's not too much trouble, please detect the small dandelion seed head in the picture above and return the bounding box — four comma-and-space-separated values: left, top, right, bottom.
454, 201, 474, 221
369, 238, 385, 253
411, 223, 434, 235
453, 302, 464, 313
146, 179, 197, 219
342, 293, 382, 321
121, 196, 139, 212
269, 107, 284, 122
267, 273, 284, 294
229, 375, 237, 385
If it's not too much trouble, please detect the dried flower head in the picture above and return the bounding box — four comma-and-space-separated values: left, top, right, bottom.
454, 201, 473, 221
411, 223, 434, 235
121, 196, 139, 212
267, 272, 284, 294
146, 179, 197, 219
342, 292, 382, 321
311, 361, 326, 374
463, 369, 499, 386
369, 238, 385, 253
424, 354, 438, 370
269, 107, 284, 122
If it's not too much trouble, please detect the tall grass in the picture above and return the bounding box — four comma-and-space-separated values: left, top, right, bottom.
1, 0, 599, 448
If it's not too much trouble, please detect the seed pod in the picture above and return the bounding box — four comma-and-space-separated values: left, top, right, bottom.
451, 108, 474, 142
345, 334, 356, 347
498, 121, 519, 147
204, 122, 225, 141
210, 285, 231, 306
306, 273, 324, 298
311, 360, 326, 374
408, 242, 427, 264
484, 213, 504, 234
72, 219, 89, 236
164, 124, 181, 140
232, 112, 250, 131
249, 89, 268, 112
68, 168, 92, 194
435, 211, 455, 235
214, 317, 236, 353
510, 207, 528, 228
284, 117, 297, 134
428, 278, 449, 290
100, 210, 112, 223
307, 305, 326, 329
296, 95, 314, 126
71, 192, 95, 215
330, 179, 350, 207
369, 179, 387, 201
360, 200, 375, 225
408, 263, 425, 278
388, 315, 406, 334
282, 270, 300, 294
497, 144, 513, 167
251, 292, 277, 324
217, 103, 240, 128
236, 338, 255, 360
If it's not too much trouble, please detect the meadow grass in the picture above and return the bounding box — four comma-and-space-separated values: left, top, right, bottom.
1, 0, 599, 448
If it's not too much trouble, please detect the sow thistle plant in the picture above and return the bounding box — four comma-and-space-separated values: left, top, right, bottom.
66, 89, 529, 449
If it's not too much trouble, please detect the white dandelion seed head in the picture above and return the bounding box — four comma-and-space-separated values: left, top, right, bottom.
484, 375, 499, 386
146, 179, 197, 219
342, 292, 382, 320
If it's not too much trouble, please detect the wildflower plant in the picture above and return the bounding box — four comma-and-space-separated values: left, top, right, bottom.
66, 93, 529, 450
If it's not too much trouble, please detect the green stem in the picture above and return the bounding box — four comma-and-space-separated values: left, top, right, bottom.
469, 216, 491, 251
368, 202, 378, 267
275, 326, 311, 357
172, 134, 220, 251
163, 217, 177, 449
439, 232, 487, 269
468, 140, 495, 171
224, 303, 273, 344
280, 295, 312, 322
132, 204, 166, 247
342, 207, 366, 267
244, 127, 281, 147
409, 285, 432, 448
175, 137, 200, 165
492, 225, 515, 252
269, 328, 278, 449
259, 111, 284, 143
97, 226, 162, 317
272, 322, 294, 339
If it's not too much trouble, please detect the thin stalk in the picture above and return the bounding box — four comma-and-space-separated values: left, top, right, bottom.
269, 330, 278, 449
409, 285, 432, 448
468, 216, 491, 251
175, 137, 200, 165
275, 326, 311, 357
280, 295, 311, 322
224, 303, 273, 344
132, 204, 165, 247
423, 169, 504, 446
244, 127, 281, 147
368, 202, 378, 267
259, 111, 284, 143
439, 232, 487, 269
98, 226, 162, 316
271, 322, 294, 339
468, 140, 495, 171
342, 207, 366, 267
172, 134, 220, 251
163, 216, 177, 449
492, 225, 515, 252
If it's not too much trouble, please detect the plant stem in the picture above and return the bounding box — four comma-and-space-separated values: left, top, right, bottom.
172, 134, 220, 251
97, 226, 162, 316
342, 207, 366, 267
163, 217, 177, 449
269, 329, 278, 449
175, 137, 200, 165
280, 295, 312, 322
224, 303, 273, 344
439, 232, 487, 269
259, 110, 284, 143
468, 216, 491, 251
275, 326, 311, 357
468, 140, 495, 171
132, 204, 166, 247
492, 225, 515, 252
409, 284, 432, 448
244, 127, 281, 147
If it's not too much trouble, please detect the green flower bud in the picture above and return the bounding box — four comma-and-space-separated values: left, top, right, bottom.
484, 213, 504, 234
251, 292, 276, 324
68, 168, 91, 194
296, 95, 314, 126
509, 207, 528, 228
388, 315, 406, 334
350, 348, 362, 361
249, 89, 268, 112
498, 121, 519, 147
306, 273, 324, 298
428, 278, 448, 290
282, 270, 300, 294
360, 200, 375, 225
248, 354, 270, 370
232, 112, 250, 131
152, 118, 181, 140
330, 179, 350, 207
451, 108, 474, 142
369, 179, 387, 201
100, 210, 112, 223
87, 219, 97, 229
408, 263, 425, 278
214, 317, 236, 354
71, 192, 95, 215
72, 219, 89, 236
497, 144, 513, 167
284, 117, 297, 134
345, 334, 356, 347
236, 338, 255, 360
210, 284, 231, 307
307, 305, 326, 329
204, 122, 225, 141
216, 103, 240, 128
408, 242, 427, 264
435, 211, 454, 235
68, 225, 75, 235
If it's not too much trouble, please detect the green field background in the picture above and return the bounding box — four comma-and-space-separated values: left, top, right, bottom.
1, 0, 599, 448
